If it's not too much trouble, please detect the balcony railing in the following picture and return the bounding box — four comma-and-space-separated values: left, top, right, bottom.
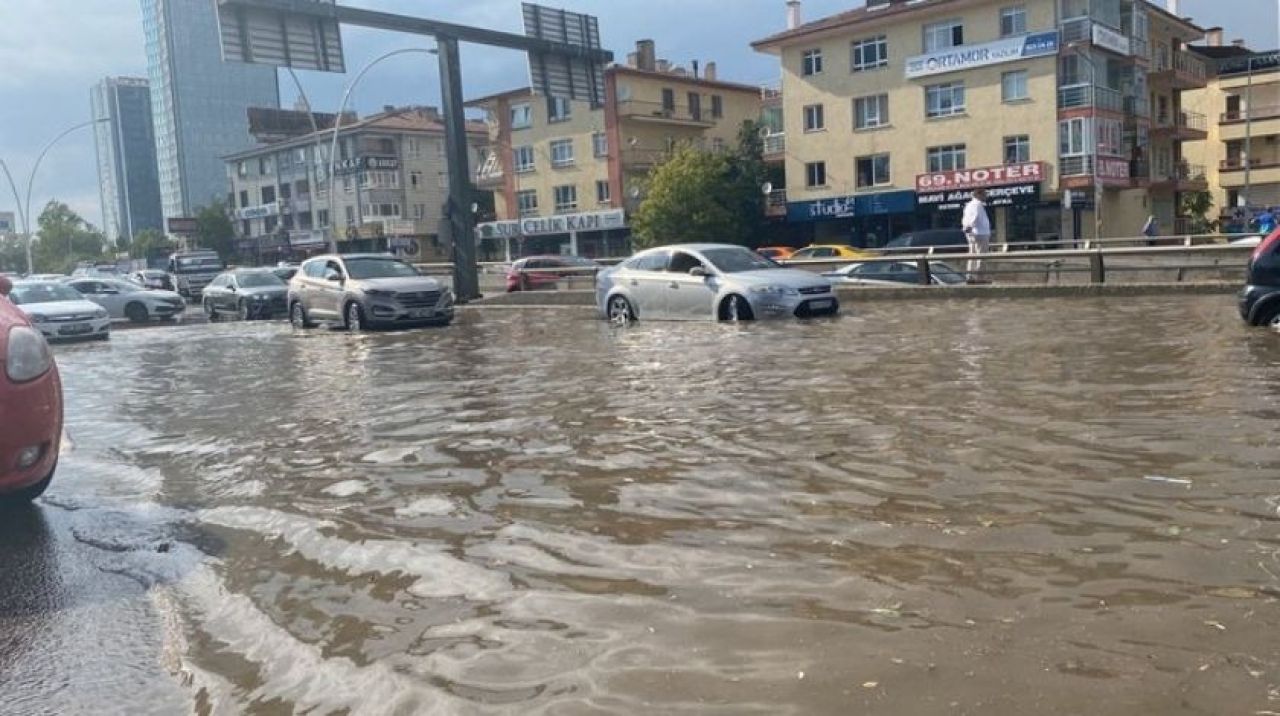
1220, 157, 1280, 171
1124, 95, 1150, 118
616, 99, 716, 125
1151, 48, 1208, 84
1061, 154, 1096, 177
762, 133, 785, 156
1059, 84, 1124, 113
1152, 163, 1206, 183
1221, 105, 1280, 123
1154, 109, 1208, 132
764, 189, 787, 217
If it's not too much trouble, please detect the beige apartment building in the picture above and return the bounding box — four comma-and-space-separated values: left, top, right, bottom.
752, 0, 1207, 246
224, 106, 487, 262
468, 41, 763, 259
1184, 40, 1280, 229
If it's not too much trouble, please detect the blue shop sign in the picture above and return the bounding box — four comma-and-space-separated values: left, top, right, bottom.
786, 190, 916, 223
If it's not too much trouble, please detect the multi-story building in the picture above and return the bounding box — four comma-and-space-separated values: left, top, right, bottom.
1184, 37, 1280, 227
468, 40, 764, 258
141, 0, 280, 225
751, 0, 1206, 246
223, 106, 488, 261
0, 211, 14, 235
91, 77, 164, 245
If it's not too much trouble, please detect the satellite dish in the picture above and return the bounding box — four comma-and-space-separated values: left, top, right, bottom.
629, 186, 642, 200
628, 137, 639, 147
761, 182, 773, 196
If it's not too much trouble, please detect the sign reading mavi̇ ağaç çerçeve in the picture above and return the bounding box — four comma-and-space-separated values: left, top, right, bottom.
905, 31, 1059, 79
917, 184, 1042, 212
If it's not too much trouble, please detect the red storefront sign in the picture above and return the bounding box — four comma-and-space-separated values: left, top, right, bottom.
915, 162, 1045, 192
1096, 158, 1130, 180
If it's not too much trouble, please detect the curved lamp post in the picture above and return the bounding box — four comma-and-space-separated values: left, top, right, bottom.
324, 47, 436, 253
1, 118, 108, 274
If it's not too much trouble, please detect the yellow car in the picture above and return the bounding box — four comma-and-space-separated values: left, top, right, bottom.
787, 244, 879, 261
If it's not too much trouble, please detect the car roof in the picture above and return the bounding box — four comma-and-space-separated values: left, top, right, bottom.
635, 243, 748, 254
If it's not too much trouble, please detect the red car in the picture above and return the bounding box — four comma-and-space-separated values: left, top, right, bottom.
506, 255, 601, 292
0, 275, 63, 503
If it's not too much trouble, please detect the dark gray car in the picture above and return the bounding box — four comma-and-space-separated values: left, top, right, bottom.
288, 254, 454, 331
203, 269, 288, 321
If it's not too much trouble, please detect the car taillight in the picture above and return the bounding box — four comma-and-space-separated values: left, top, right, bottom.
1254, 228, 1280, 263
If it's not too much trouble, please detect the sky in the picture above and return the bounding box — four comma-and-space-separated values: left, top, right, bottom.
0, 0, 1273, 233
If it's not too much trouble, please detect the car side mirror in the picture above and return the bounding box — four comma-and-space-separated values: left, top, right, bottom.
689, 266, 708, 277
326, 273, 343, 283
228, 286, 237, 292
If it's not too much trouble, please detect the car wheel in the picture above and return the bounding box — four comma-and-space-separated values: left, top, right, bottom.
125, 301, 149, 324
1258, 302, 1280, 328
345, 302, 366, 332
289, 301, 314, 329
3, 465, 54, 504
238, 300, 252, 321
204, 299, 220, 322
721, 294, 755, 322
607, 295, 634, 324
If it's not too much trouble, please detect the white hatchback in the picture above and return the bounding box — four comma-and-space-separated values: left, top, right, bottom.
7, 281, 111, 341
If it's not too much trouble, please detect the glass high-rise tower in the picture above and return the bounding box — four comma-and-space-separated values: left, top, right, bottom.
140, 0, 280, 223
91, 77, 164, 244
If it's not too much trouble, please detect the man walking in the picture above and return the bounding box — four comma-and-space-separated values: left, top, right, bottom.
962, 188, 992, 283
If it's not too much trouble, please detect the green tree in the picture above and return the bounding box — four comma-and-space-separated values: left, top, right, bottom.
31, 200, 108, 273
129, 228, 175, 261
193, 199, 236, 260
631, 121, 767, 249
1180, 190, 1217, 235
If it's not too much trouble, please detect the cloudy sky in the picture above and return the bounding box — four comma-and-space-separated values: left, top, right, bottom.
0, 0, 1272, 232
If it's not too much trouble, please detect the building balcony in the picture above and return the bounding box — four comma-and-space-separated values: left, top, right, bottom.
616, 99, 716, 127
1059, 84, 1124, 114
1219, 158, 1280, 187
1061, 17, 1139, 58
1150, 163, 1208, 191
762, 133, 785, 162
1059, 154, 1134, 186
1151, 109, 1208, 140
620, 146, 672, 170
1148, 49, 1208, 89
1222, 105, 1280, 124
760, 82, 782, 108
764, 189, 787, 218
1124, 95, 1150, 120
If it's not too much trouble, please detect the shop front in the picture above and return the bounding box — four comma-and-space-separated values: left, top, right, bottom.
784, 190, 917, 249
476, 209, 629, 261
914, 162, 1059, 246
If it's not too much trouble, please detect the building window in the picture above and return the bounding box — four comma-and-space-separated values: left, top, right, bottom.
264, 216, 277, 233
554, 185, 578, 213
237, 161, 247, 178
688, 93, 703, 121
1059, 117, 1088, 155
1004, 135, 1031, 163
802, 48, 823, 76
261, 186, 276, 204
258, 156, 273, 175
596, 180, 611, 204
851, 35, 888, 72
923, 19, 964, 52
514, 146, 535, 172
279, 183, 292, 200
408, 171, 421, 189
592, 132, 608, 157
510, 103, 532, 129
803, 104, 825, 132
1000, 6, 1027, 37
805, 161, 827, 188
377, 138, 395, 154
413, 203, 425, 220
925, 82, 966, 118
712, 137, 727, 152
516, 189, 538, 216
661, 88, 676, 112
854, 94, 890, 129
1059, 55, 1087, 86
241, 219, 250, 236
855, 154, 891, 188
239, 190, 249, 208
345, 205, 356, 224
550, 139, 574, 167
548, 96, 571, 123
407, 138, 422, 158
1001, 70, 1029, 102
360, 171, 399, 190
711, 95, 723, 119
317, 209, 329, 227
927, 144, 967, 172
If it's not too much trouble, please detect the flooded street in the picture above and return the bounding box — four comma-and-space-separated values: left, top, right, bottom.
5, 295, 1280, 715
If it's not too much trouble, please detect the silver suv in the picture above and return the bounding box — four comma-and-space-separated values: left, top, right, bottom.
288, 254, 454, 331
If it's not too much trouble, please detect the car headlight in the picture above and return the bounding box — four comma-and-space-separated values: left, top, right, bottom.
364, 289, 394, 298
749, 285, 798, 297
441, 290, 455, 306
26, 312, 49, 323
251, 293, 269, 301
94, 308, 109, 319
5, 326, 53, 383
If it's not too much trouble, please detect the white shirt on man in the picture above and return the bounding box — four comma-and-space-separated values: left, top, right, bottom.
962, 197, 991, 237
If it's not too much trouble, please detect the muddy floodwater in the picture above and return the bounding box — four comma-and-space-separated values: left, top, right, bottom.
4, 296, 1280, 715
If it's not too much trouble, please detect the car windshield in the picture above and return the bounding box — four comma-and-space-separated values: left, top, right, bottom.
176, 256, 223, 271
930, 263, 966, 284
236, 272, 284, 288
345, 257, 419, 279
701, 248, 779, 273
10, 283, 84, 305
105, 280, 141, 293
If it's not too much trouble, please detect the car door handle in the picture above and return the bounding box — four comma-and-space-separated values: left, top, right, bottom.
668, 282, 679, 289
629, 279, 638, 286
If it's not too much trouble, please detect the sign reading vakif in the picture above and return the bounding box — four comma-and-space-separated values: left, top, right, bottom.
905, 31, 1059, 79
477, 209, 626, 238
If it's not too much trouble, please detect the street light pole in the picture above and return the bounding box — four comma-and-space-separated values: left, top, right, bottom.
1245, 55, 1255, 209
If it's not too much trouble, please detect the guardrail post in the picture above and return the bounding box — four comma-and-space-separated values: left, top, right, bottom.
916, 258, 932, 285
1089, 251, 1105, 284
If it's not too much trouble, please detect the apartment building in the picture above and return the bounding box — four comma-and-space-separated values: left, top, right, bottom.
223, 106, 487, 261
468, 41, 763, 258
1184, 39, 1280, 225
752, 0, 1206, 246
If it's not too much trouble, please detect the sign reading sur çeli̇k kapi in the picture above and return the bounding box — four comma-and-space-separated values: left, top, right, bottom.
915, 162, 1045, 211
476, 209, 626, 239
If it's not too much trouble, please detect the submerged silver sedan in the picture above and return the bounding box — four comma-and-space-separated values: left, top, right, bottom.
595, 243, 839, 322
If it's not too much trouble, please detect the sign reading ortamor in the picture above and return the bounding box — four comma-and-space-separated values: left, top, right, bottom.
905, 31, 1059, 79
